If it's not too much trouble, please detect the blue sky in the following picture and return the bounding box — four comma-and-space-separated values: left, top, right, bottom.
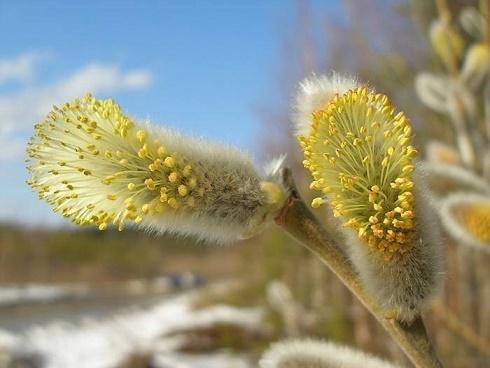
0, 0, 342, 225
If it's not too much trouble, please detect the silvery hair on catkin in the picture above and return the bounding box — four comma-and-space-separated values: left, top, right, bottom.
260, 339, 399, 368
143, 126, 286, 243
292, 72, 358, 136
344, 165, 443, 322
26, 94, 286, 244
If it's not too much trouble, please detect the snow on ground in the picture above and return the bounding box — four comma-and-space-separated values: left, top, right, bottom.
0, 289, 261, 368
0, 284, 90, 306
0, 329, 18, 351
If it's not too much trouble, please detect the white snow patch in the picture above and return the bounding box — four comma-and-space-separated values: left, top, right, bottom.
0, 284, 89, 306
1, 292, 262, 368
0, 330, 18, 350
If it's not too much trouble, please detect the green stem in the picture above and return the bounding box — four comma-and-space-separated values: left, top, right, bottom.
274, 168, 443, 368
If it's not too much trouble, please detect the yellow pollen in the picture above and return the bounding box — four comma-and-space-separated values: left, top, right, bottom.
299, 87, 416, 259
138, 144, 148, 158
153, 159, 162, 169
168, 172, 178, 183
145, 178, 156, 190
178, 185, 188, 197
453, 203, 490, 242
26, 95, 211, 232
182, 165, 192, 177
136, 130, 147, 143
188, 177, 197, 189
311, 197, 324, 208
164, 157, 175, 168
167, 198, 179, 209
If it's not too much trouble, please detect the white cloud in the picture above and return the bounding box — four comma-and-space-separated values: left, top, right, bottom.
0, 62, 153, 160
56, 63, 152, 95
0, 52, 47, 84
123, 70, 153, 88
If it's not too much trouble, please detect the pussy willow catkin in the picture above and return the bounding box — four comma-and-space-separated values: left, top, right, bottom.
294, 75, 441, 322
440, 193, 490, 253
300, 87, 417, 258
260, 339, 398, 368
26, 94, 285, 242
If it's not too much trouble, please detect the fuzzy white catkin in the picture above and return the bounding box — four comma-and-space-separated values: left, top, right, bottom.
26, 95, 286, 243
345, 167, 443, 322
415, 73, 450, 114
259, 339, 398, 368
429, 19, 465, 68
439, 193, 490, 254
461, 43, 490, 89
141, 128, 286, 242
446, 81, 478, 126
425, 140, 461, 165
292, 73, 358, 136
295, 73, 442, 322
460, 7, 485, 40
418, 161, 490, 203
266, 281, 302, 337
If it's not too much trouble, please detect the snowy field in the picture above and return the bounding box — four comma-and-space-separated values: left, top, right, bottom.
0, 282, 261, 368
0, 284, 90, 307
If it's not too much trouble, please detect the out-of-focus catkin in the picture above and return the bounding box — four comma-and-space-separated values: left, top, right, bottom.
260, 339, 398, 368
440, 193, 490, 254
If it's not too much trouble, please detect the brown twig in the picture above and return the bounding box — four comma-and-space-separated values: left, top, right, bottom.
435, 0, 451, 22
274, 168, 443, 368
480, 0, 490, 44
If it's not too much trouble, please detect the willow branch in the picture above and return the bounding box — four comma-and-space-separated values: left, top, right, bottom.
480, 0, 490, 44
274, 168, 443, 368
435, 0, 451, 22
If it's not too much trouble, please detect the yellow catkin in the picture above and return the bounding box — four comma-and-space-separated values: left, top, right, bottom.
26, 94, 205, 231
454, 204, 490, 242
299, 87, 418, 260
